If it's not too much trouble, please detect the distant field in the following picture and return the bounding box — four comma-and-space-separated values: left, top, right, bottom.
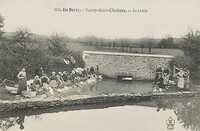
68, 43, 184, 57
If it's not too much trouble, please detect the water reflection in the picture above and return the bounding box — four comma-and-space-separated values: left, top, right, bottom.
154, 99, 168, 112
174, 98, 200, 131
0, 96, 200, 131
16, 115, 25, 130
0, 117, 17, 131
0, 115, 44, 131
152, 97, 200, 131
0, 116, 25, 131
0, 79, 200, 131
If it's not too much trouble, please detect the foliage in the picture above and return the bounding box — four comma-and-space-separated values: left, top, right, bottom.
0, 40, 48, 80
0, 14, 4, 39
12, 27, 36, 50
156, 35, 179, 49
181, 30, 200, 80
138, 38, 155, 53
0, 29, 84, 81
47, 33, 68, 56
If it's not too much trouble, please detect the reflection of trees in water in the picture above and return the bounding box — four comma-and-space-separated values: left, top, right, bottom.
0, 117, 17, 131
0, 114, 42, 131
0, 97, 200, 131
175, 99, 200, 131
154, 97, 200, 131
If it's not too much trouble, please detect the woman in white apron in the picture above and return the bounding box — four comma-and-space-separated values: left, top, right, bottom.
176, 68, 185, 89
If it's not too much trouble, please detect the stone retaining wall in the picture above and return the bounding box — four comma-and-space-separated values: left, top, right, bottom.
83, 51, 174, 80
0, 91, 199, 112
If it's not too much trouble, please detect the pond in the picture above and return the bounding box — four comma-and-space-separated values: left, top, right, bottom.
61, 78, 153, 96
0, 79, 199, 131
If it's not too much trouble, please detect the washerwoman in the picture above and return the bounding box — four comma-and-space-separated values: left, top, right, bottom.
176, 68, 185, 90
17, 68, 27, 95
49, 72, 58, 89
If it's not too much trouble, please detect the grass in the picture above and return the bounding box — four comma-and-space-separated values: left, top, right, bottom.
68, 43, 184, 57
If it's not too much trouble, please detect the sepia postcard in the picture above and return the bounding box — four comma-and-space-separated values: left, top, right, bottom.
0, 0, 200, 131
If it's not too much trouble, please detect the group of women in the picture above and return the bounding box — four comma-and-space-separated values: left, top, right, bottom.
153, 65, 190, 91
17, 66, 100, 96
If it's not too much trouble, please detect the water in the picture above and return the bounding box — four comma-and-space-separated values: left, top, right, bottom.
0, 106, 188, 131
0, 79, 200, 131
90, 79, 152, 94
62, 78, 153, 96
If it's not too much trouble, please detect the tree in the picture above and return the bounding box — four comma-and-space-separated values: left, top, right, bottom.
112, 41, 116, 49
0, 14, 4, 39
108, 42, 112, 49
138, 38, 156, 53
12, 27, 36, 51
146, 39, 154, 54
157, 35, 177, 48
182, 30, 200, 80
0, 27, 51, 80
141, 44, 144, 53
47, 33, 68, 56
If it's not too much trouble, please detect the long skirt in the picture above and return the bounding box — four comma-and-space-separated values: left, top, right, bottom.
163, 74, 169, 85
17, 78, 27, 94
177, 77, 184, 89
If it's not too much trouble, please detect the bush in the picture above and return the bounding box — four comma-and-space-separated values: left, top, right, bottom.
181, 30, 200, 82
0, 31, 84, 81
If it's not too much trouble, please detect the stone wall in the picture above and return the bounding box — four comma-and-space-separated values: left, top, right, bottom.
0, 92, 198, 112
83, 51, 175, 80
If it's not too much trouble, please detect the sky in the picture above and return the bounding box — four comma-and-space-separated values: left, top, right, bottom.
0, 0, 200, 39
